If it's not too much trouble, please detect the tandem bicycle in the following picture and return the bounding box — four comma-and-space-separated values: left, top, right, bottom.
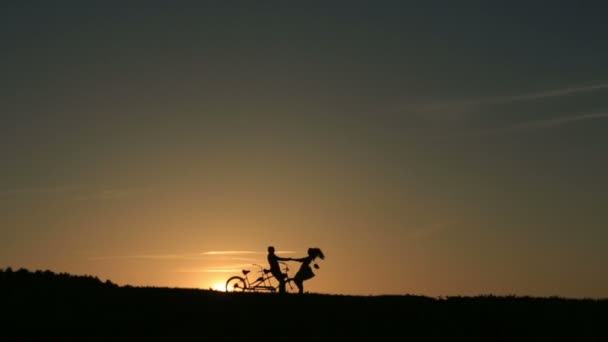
225, 262, 296, 293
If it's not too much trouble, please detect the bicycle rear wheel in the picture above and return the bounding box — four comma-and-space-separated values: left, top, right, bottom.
225, 276, 247, 292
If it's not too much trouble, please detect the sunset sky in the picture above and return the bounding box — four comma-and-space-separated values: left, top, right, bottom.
2, 2, 607, 298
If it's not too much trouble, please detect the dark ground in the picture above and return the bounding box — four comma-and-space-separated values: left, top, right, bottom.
1, 268, 606, 341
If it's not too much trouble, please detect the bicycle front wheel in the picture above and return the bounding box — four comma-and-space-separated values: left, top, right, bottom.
225, 276, 247, 292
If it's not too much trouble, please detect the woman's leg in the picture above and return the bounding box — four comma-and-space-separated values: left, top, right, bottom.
294, 278, 303, 294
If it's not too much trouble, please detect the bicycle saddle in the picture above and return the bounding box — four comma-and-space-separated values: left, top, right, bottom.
242, 270, 250, 275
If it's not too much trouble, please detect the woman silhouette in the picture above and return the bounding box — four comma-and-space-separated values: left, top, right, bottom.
291, 247, 325, 294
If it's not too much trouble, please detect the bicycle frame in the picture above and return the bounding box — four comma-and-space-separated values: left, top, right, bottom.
225, 262, 293, 293
245, 266, 276, 292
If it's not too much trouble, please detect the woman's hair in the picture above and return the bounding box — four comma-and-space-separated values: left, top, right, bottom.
307, 247, 325, 260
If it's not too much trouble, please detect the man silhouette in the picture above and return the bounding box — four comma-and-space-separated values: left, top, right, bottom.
266, 246, 291, 293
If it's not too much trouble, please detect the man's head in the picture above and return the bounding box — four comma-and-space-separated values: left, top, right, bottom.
268, 246, 275, 254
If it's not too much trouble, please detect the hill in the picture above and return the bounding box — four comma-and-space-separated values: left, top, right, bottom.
1, 267, 606, 340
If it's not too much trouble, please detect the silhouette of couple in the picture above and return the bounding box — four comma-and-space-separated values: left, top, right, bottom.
267, 246, 325, 294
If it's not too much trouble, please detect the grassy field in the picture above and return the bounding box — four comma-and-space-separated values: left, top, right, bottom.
2, 268, 606, 340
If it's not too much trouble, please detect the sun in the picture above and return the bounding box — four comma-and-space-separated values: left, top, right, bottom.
210, 281, 226, 292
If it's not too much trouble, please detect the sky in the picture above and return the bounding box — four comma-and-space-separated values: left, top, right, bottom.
1, 2, 607, 298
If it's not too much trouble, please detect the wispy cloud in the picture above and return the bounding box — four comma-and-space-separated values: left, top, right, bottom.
73, 188, 135, 201
469, 83, 608, 106
476, 112, 608, 137
90, 250, 295, 261
202, 250, 295, 255
201, 250, 261, 255
512, 112, 608, 129
89, 253, 208, 261
413, 83, 608, 115
407, 83, 608, 139
175, 264, 251, 273
178, 269, 242, 273
222, 256, 261, 262
0, 185, 80, 197
0, 184, 140, 202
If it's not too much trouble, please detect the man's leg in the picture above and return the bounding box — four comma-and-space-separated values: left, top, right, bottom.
274, 272, 286, 293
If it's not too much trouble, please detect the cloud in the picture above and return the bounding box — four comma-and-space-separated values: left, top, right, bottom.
408, 223, 448, 240
90, 250, 295, 261
89, 253, 208, 261
513, 112, 608, 129
175, 265, 251, 273
476, 112, 608, 137
179, 269, 242, 273
407, 82, 608, 138
0, 185, 80, 197
0, 184, 141, 202
202, 250, 295, 255
412, 83, 608, 116
201, 250, 261, 255
73, 189, 134, 201
469, 83, 608, 106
